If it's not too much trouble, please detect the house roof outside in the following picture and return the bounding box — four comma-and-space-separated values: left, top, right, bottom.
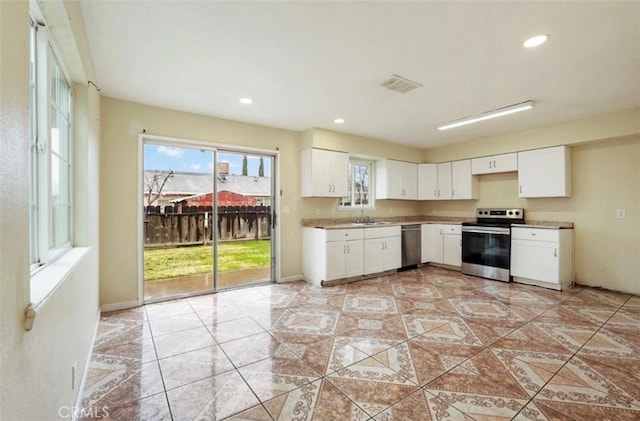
145, 171, 271, 198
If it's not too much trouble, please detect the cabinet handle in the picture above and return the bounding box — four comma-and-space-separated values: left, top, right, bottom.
519, 185, 522, 193
434, 189, 437, 197
554, 248, 557, 257
531, 232, 536, 236
452, 189, 455, 197
489, 161, 493, 169
437, 189, 440, 197
347, 245, 350, 254
493, 160, 497, 168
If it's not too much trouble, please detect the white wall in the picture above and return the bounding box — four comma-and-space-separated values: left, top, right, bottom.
0, 1, 101, 419
421, 109, 640, 294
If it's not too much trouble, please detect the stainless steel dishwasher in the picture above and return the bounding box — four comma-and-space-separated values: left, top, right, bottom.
401, 224, 421, 269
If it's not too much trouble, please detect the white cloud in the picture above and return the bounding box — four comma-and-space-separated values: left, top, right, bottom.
157, 146, 184, 158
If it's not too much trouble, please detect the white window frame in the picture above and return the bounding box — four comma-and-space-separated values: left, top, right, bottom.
339, 159, 375, 210
29, 14, 74, 274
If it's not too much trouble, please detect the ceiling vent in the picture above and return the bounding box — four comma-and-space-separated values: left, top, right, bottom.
379, 74, 423, 94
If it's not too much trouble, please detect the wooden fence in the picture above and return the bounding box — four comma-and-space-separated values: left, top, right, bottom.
144, 205, 271, 248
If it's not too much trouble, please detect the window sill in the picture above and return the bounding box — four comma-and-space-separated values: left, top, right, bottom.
30, 247, 90, 309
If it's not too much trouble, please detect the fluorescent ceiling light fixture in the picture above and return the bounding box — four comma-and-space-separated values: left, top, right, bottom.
523, 34, 549, 48
334, 118, 345, 124
239, 97, 253, 104
437, 100, 535, 131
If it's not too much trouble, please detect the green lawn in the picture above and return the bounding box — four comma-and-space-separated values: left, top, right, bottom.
144, 240, 271, 281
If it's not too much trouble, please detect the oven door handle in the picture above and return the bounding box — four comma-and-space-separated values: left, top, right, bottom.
462, 228, 510, 235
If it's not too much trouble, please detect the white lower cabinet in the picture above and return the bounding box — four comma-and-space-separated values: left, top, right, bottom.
421, 224, 461, 267
303, 228, 364, 285
443, 227, 462, 267
325, 238, 364, 280
303, 226, 401, 285
511, 227, 574, 290
364, 226, 401, 275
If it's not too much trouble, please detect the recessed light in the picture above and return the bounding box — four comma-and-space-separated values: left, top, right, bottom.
523, 34, 549, 48
239, 98, 253, 104
334, 118, 345, 124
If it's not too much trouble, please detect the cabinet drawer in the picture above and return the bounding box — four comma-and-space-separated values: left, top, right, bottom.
511, 227, 559, 242
326, 228, 364, 242
442, 224, 461, 235
364, 226, 401, 239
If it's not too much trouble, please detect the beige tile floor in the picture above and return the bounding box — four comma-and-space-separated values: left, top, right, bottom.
82, 266, 640, 420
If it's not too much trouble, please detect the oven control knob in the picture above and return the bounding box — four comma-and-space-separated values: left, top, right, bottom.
515, 211, 520, 216
508, 211, 513, 215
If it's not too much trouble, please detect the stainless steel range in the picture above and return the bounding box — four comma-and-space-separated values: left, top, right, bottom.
461, 208, 524, 282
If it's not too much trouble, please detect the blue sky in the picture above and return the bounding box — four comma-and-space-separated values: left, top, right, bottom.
144, 144, 271, 177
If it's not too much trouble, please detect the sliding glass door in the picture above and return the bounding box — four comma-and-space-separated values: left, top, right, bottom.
142, 140, 276, 302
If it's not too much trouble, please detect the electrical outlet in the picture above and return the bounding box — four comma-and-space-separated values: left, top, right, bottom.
616, 209, 626, 219
72, 362, 77, 390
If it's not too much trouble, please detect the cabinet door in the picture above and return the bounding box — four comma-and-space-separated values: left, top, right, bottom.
364, 238, 385, 275
471, 156, 494, 175
326, 241, 346, 281
493, 153, 518, 173
418, 163, 438, 200
443, 234, 461, 267
436, 163, 452, 200
302, 149, 349, 197
511, 240, 559, 283
344, 240, 364, 278
421, 224, 443, 263
471, 153, 517, 175
518, 146, 571, 198
330, 151, 350, 197
402, 162, 418, 200
383, 236, 402, 271
451, 160, 476, 200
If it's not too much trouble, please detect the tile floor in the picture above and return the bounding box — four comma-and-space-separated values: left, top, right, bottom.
81, 266, 640, 420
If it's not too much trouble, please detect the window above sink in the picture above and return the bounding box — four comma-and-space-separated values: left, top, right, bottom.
340, 159, 375, 210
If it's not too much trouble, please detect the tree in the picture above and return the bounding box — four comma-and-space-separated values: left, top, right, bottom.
145, 170, 174, 206
242, 155, 248, 176
258, 157, 264, 177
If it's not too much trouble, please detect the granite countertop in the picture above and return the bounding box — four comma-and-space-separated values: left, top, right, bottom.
302, 216, 573, 230
512, 221, 574, 229
302, 216, 471, 229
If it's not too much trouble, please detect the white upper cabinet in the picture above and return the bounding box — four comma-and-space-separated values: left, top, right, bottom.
301, 148, 349, 197
451, 160, 478, 200
518, 146, 571, 198
375, 159, 418, 200
436, 162, 452, 200
471, 153, 518, 175
418, 163, 438, 200
418, 161, 476, 200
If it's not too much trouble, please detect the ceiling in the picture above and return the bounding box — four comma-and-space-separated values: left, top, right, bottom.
80, 1, 640, 148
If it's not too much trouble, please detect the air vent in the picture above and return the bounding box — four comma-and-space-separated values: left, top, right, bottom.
379, 74, 423, 94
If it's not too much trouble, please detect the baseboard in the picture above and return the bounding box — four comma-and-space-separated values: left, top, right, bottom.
72, 308, 101, 421
279, 274, 304, 284
100, 300, 141, 313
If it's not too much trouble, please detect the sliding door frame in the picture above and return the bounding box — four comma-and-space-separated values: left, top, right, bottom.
137, 133, 281, 305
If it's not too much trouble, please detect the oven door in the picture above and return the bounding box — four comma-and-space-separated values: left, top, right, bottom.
461, 226, 511, 281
